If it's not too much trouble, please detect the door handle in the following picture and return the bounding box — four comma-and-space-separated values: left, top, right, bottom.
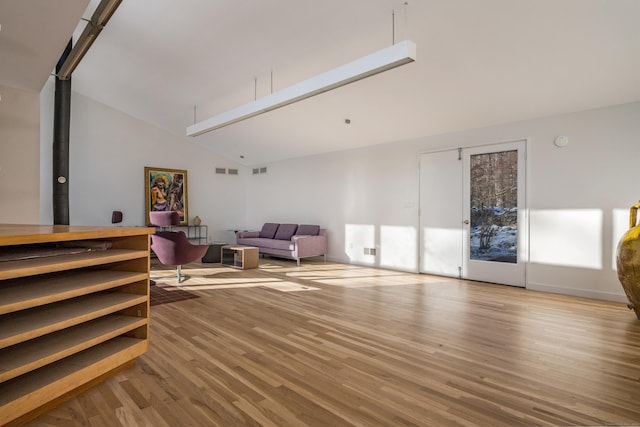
463, 220, 470, 225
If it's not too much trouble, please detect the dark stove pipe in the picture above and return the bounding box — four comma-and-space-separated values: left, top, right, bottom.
52, 40, 72, 225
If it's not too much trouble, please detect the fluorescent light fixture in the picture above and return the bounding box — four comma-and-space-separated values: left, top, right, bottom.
187, 39, 417, 136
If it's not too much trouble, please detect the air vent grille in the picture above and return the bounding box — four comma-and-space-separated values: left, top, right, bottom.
253, 166, 268, 175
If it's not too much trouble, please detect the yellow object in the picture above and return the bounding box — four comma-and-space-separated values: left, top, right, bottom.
616, 200, 640, 319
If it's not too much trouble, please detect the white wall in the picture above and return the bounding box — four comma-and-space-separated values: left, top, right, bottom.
33, 82, 640, 302
245, 102, 640, 302
40, 81, 246, 244
244, 144, 420, 268
0, 85, 40, 224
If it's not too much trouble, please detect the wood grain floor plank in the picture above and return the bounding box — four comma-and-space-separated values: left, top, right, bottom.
22, 259, 640, 426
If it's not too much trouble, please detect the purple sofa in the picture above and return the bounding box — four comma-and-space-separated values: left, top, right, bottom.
236, 223, 327, 266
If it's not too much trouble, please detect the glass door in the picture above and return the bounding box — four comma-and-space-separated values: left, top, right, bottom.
462, 141, 526, 286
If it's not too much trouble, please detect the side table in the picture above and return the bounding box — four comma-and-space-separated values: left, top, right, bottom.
221, 245, 259, 269
201, 241, 227, 263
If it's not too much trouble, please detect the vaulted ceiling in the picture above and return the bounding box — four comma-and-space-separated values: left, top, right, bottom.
3, 0, 639, 165
0, 0, 88, 91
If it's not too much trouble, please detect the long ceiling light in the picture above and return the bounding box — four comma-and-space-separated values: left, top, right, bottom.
186, 39, 417, 137
57, 0, 122, 80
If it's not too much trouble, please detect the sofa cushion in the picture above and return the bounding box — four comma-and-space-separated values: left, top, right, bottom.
267, 239, 296, 251
259, 223, 280, 239
237, 237, 295, 251
295, 224, 320, 236
274, 224, 298, 240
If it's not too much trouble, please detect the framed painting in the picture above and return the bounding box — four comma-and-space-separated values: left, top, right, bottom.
144, 167, 188, 225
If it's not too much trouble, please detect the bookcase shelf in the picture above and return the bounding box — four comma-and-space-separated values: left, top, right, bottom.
0, 224, 154, 427
0, 315, 147, 383
0, 337, 147, 408
0, 248, 149, 280
0, 270, 148, 315
0, 292, 148, 348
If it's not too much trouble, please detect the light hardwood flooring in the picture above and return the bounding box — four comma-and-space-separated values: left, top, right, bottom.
25, 258, 640, 426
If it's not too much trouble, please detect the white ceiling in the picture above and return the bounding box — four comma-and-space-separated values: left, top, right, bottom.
0, 0, 88, 91
3, 0, 640, 165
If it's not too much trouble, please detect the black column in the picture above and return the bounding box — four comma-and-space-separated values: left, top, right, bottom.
52, 41, 72, 225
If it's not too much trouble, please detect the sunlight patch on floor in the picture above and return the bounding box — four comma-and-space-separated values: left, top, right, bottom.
151, 260, 452, 290
314, 275, 428, 288
167, 279, 319, 292
262, 281, 320, 292
258, 262, 355, 274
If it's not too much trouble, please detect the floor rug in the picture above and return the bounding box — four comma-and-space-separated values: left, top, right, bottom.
150, 283, 200, 306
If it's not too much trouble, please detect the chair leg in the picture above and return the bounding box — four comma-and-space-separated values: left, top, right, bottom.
177, 265, 182, 282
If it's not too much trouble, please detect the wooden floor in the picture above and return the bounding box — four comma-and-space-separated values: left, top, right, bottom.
25, 258, 640, 426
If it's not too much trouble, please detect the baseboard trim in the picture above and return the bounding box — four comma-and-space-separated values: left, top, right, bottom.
527, 282, 628, 303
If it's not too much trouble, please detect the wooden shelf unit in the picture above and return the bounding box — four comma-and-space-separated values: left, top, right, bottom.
0, 224, 154, 427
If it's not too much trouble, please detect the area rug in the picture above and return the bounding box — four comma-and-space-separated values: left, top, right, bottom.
150, 283, 200, 306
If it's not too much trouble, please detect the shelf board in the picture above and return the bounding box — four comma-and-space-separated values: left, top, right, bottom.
0, 315, 147, 383
0, 225, 153, 245
0, 249, 149, 281
0, 337, 147, 416
0, 270, 148, 315
0, 292, 147, 349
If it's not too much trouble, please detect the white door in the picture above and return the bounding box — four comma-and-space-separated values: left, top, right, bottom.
462, 141, 527, 286
419, 140, 527, 286
419, 150, 463, 277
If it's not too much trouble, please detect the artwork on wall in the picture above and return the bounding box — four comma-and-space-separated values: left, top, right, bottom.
144, 167, 188, 225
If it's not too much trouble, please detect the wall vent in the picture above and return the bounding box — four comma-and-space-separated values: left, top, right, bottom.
364, 248, 377, 255
253, 167, 268, 175
215, 167, 226, 174
228, 168, 239, 175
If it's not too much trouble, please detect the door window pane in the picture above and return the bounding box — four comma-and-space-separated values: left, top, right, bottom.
469, 150, 518, 263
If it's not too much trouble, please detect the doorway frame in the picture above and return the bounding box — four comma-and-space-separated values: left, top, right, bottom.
417, 138, 530, 287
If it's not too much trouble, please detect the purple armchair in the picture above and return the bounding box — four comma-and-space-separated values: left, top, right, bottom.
149, 211, 208, 282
